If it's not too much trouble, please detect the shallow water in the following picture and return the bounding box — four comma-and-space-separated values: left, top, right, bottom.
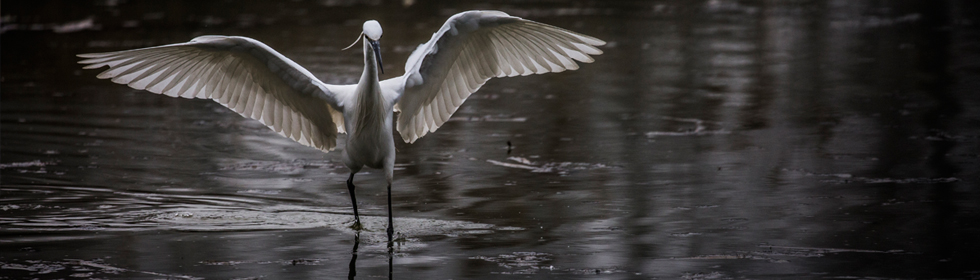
3, 1, 980, 279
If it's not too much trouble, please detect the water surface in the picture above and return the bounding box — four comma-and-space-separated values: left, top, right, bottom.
3, 1, 979, 279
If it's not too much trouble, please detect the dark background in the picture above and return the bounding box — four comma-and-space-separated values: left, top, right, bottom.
3, 0, 979, 279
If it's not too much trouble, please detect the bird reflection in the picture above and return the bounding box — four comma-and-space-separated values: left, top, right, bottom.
347, 232, 393, 280
348, 233, 359, 280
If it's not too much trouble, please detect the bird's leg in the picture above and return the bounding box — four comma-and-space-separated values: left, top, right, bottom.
347, 173, 362, 230
384, 151, 396, 250
386, 182, 394, 249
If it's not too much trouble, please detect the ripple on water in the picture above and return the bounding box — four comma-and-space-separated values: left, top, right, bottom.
670, 245, 906, 264
486, 156, 615, 174
1, 184, 524, 246
471, 252, 553, 274
131, 205, 519, 244
218, 159, 341, 174
470, 251, 627, 275
0, 259, 202, 280
2, 186, 522, 245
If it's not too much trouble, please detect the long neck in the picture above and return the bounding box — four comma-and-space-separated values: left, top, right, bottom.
351, 38, 384, 136
361, 39, 379, 83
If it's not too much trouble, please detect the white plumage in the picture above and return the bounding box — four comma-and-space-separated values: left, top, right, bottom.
393, 11, 604, 143
78, 10, 604, 245
78, 36, 346, 151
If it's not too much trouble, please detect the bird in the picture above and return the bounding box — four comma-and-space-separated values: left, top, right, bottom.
77, 10, 605, 245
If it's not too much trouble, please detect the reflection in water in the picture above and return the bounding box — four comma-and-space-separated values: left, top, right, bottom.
347, 232, 394, 280
349, 233, 358, 280
2, 0, 979, 279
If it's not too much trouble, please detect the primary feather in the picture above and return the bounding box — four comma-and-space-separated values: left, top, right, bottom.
388, 10, 605, 143
78, 36, 349, 152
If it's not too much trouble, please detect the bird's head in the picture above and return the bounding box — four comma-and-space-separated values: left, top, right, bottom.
363, 20, 383, 74
343, 20, 384, 75
362, 20, 383, 41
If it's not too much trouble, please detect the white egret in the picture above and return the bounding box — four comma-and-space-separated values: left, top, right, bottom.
77, 10, 605, 244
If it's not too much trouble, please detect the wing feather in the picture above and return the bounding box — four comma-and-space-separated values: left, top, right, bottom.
498, 28, 538, 75
289, 111, 301, 140
214, 60, 236, 103
475, 34, 501, 76
93, 50, 171, 77
511, 28, 562, 72
193, 57, 222, 98
242, 81, 258, 117
225, 61, 245, 106
170, 54, 211, 97
184, 57, 217, 97
78, 36, 350, 152
236, 73, 255, 112
390, 10, 604, 143
152, 53, 200, 94
489, 30, 524, 76
131, 53, 191, 89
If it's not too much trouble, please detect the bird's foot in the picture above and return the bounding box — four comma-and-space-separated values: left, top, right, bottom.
384, 231, 405, 252
349, 220, 364, 231
393, 232, 406, 242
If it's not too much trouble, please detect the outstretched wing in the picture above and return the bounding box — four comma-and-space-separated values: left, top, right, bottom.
389, 10, 605, 143
78, 36, 350, 152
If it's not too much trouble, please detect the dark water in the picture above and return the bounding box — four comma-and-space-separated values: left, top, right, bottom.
3, 1, 979, 279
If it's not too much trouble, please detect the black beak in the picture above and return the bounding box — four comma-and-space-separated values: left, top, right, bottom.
369, 39, 384, 75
